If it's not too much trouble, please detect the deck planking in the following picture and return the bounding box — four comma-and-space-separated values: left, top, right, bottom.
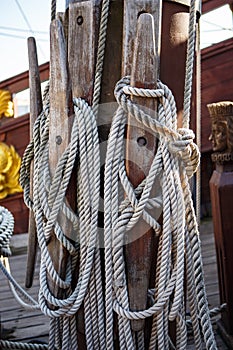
0, 219, 230, 349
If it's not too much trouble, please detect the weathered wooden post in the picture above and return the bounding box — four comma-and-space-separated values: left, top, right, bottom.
161, 0, 194, 127
123, 3, 161, 333
25, 38, 43, 288
209, 101, 233, 348
24, 0, 201, 347
122, 0, 196, 344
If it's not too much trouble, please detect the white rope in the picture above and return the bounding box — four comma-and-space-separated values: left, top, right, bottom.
195, 17, 202, 224
103, 1, 215, 348
1, 1, 220, 349
20, 90, 106, 348
0, 206, 14, 257
0, 340, 48, 350
0, 206, 48, 350
183, 0, 199, 129
19, 0, 110, 347
0, 206, 40, 311
104, 73, 217, 349
0, 256, 40, 310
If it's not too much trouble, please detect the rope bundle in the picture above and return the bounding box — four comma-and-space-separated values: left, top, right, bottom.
0, 0, 219, 349
104, 77, 216, 349
0, 206, 14, 257
0, 205, 47, 350
19, 92, 106, 349
18, 0, 111, 346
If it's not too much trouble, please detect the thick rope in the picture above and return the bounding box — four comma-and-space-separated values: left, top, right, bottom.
18, 0, 110, 348
104, 74, 217, 349
51, 0, 56, 21
0, 340, 48, 350
0, 207, 40, 311
92, 0, 110, 116
0, 256, 39, 310
183, 0, 199, 128
0, 1, 220, 350
20, 89, 105, 348
195, 18, 202, 224
0, 206, 46, 350
0, 206, 14, 257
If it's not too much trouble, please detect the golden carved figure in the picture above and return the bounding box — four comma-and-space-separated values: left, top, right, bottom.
0, 142, 23, 199
0, 89, 14, 118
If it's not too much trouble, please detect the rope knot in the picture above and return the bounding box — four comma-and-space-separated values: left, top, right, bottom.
122, 84, 165, 100
169, 128, 200, 178
114, 76, 200, 179
169, 128, 195, 154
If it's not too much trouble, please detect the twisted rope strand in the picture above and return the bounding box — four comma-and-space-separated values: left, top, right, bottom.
104, 73, 216, 349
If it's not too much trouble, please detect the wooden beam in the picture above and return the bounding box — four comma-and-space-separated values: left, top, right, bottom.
202, 0, 232, 14
0, 62, 49, 94
123, 3, 162, 331
68, 1, 95, 103
48, 17, 71, 299
122, 0, 161, 77
25, 37, 43, 288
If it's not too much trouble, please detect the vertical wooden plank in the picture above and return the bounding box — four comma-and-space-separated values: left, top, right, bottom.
49, 19, 70, 172
68, 1, 95, 103
99, 0, 123, 105
68, 2, 98, 346
123, 3, 162, 332
160, 1, 190, 127
25, 37, 43, 288
122, 0, 161, 77
48, 18, 71, 298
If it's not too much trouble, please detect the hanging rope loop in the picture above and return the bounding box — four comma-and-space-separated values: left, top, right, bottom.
115, 76, 200, 178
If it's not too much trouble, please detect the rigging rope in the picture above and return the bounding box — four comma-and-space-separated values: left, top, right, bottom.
104, 77, 217, 349
0, 0, 220, 349
103, 0, 217, 348
0, 206, 48, 350
19, 0, 110, 349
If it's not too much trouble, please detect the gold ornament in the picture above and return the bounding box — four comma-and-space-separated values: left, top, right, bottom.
0, 89, 14, 118
0, 142, 23, 199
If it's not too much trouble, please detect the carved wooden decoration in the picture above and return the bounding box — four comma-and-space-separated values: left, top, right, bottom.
208, 101, 233, 164
209, 100, 233, 345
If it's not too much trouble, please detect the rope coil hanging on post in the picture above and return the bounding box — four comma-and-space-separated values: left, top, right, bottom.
0, 0, 221, 349
104, 76, 216, 349
103, 0, 217, 348
18, 0, 110, 348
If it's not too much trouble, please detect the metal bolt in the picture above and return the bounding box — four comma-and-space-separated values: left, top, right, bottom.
137, 136, 147, 147
56, 135, 62, 145
77, 15, 84, 25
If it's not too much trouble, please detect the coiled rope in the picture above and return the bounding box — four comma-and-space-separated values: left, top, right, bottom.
0, 206, 47, 350
104, 77, 215, 349
103, 0, 217, 348
19, 0, 110, 349
0, 206, 14, 257
0, 0, 221, 349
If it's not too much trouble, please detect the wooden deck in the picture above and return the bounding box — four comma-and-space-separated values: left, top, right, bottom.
0, 219, 230, 349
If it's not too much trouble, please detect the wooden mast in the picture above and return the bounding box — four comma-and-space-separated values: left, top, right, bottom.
123, 1, 162, 332
24, 0, 194, 346
48, 16, 72, 299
